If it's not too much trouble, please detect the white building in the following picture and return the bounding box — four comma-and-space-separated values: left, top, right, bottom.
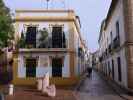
13, 9, 86, 86
98, 0, 133, 90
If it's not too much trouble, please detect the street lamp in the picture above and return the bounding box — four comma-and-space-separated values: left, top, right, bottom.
46, 0, 50, 9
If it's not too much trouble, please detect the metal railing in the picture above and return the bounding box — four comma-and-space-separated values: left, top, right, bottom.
113, 36, 120, 49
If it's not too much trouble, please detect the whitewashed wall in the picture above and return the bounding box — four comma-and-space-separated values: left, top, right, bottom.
62, 54, 70, 77
17, 53, 70, 78
18, 55, 26, 78
105, 0, 127, 87
15, 10, 82, 78
105, 0, 126, 46
16, 11, 69, 18
17, 24, 82, 77
99, 0, 128, 87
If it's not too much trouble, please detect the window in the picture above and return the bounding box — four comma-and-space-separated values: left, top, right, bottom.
116, 21, 120, 38
108, 61, 111, 76
110, 31, 113, 43
107, 38, 108, 45
52, 26, 66, 48
26, 26, 37, 48
52, 58, 63, 77
117, 57, 122, 82
112, 59, 114, 79
105, 62, 107, 76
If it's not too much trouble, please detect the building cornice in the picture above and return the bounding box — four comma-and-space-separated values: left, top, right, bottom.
104, 0, 118, 30
15, 16, 74, 22
15, 9, 74, 13
99, 0, 118, 44
98, 19, 106, 43
13, 48, 76, 54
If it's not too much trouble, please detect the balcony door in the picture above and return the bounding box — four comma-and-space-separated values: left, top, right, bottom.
52, 26, 62, 48
26, 26, 37, 48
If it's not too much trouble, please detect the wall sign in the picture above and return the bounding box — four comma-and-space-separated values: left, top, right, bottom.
40, 56, 49, 67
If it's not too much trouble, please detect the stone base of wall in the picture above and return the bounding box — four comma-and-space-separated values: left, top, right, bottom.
126, 45, 133, 89
12, 77, 80, 86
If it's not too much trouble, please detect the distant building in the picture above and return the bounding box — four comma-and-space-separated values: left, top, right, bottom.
98, 0, 133, 89
92, 50, 99, 70
88, 52, 93, 68
13, 9, 86, 86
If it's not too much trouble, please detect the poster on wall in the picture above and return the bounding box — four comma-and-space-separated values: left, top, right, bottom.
40, 56, 49, 67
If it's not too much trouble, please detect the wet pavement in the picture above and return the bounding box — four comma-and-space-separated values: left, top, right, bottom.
0, 70, 133, 100
74, 70, 133, 100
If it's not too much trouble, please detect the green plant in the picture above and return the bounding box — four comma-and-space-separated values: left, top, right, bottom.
19, 31, 26, 48
38, 28, 48, 48
0, 0, 14, 48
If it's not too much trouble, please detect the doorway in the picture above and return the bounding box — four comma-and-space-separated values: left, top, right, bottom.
26, 58, 37, 77
52, 58, 62, 77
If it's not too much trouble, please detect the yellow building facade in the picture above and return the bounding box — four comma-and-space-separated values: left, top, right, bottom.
12, 9, 86, 86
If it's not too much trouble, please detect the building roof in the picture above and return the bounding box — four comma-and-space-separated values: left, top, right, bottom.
98, 0, 118, 43
15, 9, 74, 13
104, 0, 118, 29
98, 19, 105, 43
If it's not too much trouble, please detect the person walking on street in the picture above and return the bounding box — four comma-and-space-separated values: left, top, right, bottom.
87, 67, 92, 78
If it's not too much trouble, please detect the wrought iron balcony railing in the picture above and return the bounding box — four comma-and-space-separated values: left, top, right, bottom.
113, 36, 120, 49
108, 43, 113, 53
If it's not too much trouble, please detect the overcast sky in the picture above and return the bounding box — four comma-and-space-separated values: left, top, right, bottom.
3, 0, 111, 52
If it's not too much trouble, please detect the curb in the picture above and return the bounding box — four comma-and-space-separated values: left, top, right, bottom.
98, 71, 133, 100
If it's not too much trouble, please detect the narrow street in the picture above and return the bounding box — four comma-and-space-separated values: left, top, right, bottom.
1, 0, 133, 100
75, 70, 132, 100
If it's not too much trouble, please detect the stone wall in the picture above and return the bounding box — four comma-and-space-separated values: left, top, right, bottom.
123, 0, 133, 88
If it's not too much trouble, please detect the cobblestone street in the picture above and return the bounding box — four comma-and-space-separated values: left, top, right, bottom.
74, 70, 133, 100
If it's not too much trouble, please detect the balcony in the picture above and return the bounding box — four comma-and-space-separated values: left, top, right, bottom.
37, 37, 67, 49
17, 28, 67, 49
113, 36, 120, 49
108, 43, 113, 53
18, 37, 67, 49
102, 52, 106, 60
17, 26, 70, 50
78, 47, 84, 59
105, 49, 108, 56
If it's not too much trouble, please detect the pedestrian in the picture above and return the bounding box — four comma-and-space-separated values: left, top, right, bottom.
87, 67, 92, 78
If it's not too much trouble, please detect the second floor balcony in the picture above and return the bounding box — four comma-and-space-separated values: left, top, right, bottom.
78, 47, 85, 59
17, 27, 68, 49
108, 43, 113, 53
113, 36, 120, 49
